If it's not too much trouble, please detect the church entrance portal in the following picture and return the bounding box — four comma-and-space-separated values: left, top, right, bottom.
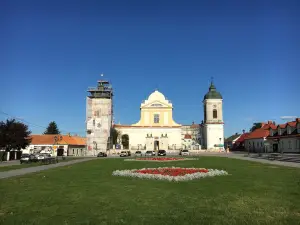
154, 141, 159, 151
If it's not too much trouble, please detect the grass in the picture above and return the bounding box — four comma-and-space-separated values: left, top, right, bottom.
0, 157, 85, 172
0, 157, 300, 225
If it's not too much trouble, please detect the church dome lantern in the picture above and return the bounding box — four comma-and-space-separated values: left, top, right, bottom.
203, 81, 222, 100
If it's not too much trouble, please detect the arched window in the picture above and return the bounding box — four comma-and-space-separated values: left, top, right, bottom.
213, 109, 217, 119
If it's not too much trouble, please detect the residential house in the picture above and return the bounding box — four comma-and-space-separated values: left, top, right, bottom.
233, 131, 250, 150
244, 121, 277, 153
224, 133, 241, 149
22, 134, 86, 156
266, 118, 300, 153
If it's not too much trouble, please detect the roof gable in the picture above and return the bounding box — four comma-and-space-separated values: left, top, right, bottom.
142, 100, 171, 108
225, 134, 241, 142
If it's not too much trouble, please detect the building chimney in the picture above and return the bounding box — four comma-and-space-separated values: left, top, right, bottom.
268, 121, 272, 124
296, 118, 300, 123
192, 121, 194, 125
242, 129, 245, 134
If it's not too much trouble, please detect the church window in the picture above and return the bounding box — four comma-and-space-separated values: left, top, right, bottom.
213, 109, 217, 119
154, 114, 160, 123
204, 105, 207, 121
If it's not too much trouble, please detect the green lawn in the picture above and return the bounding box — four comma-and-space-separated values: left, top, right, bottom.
0, 157, 85, 172
0, 157, 300, 225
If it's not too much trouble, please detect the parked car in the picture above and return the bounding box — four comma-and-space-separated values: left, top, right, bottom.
181, 150, 190, 156
97, 152, 107, 157
120, 151, 128, 157
20, 154, 30, 164
152, 151, 156, 156
135, 151, 142, 157
145, 150, 153, 157
158, 150, 166, 156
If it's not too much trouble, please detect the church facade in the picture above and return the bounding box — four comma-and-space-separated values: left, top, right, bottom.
114, 81, 224, 151
114, 90, 182, 151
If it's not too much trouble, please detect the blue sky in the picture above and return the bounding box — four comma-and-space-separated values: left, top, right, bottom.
1, 0, 299, 137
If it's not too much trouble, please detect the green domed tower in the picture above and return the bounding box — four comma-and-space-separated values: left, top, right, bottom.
203, 82, 223, 101
202, 80, 224, 150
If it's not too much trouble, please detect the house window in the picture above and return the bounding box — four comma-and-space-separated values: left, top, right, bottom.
278, 129, 281, 135
213, 109, 217, 119
287, 127, 291, 134
270, 130, 273, 136
154, 114, 159, 124
288, 141, 291, 149
93, 119, 95, 126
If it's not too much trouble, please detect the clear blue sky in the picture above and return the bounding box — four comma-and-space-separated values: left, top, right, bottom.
1, 0, 299, 137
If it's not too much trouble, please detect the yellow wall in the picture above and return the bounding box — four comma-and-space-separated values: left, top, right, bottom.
133, 107, 180, 127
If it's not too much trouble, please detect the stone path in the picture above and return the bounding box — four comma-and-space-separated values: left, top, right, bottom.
0, 158, 97, 179
1, 153, 299, 180
197, 152, 300, 168
0, 160, 20, 167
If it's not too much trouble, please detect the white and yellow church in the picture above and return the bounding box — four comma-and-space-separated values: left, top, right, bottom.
114, 82, 224, 151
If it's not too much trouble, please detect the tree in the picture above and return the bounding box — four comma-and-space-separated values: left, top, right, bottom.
249, 123, 262, 132
110, 127, 120, 145
0, 119, 32, 152
44, 121, 60, 134
121, 134, 129, 149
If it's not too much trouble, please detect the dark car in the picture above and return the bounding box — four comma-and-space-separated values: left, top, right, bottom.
127, 151, 131, 156
158, 150, 166, 156
97, 152, 107, 157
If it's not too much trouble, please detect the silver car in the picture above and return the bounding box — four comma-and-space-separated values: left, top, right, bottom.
135, 151, 142, 157
145, 150, 153, 157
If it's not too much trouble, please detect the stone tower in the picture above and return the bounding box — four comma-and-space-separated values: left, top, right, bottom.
86, 79, 113, 156
202, 81, 224, 150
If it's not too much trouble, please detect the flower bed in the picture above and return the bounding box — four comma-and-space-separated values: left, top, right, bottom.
112, 167, 228, 181
124, 157, 197, 162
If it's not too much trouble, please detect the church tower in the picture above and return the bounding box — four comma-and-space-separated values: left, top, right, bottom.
202, 80, 224, 150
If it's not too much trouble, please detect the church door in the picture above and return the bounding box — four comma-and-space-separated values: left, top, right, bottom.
154, 141, 159, 150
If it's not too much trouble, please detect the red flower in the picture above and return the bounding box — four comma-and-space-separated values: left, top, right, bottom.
134, 168, 209, 177
135, 158, 185, 161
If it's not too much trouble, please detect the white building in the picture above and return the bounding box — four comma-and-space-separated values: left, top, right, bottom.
114, 81, 225, 152
266, 118, 300, 153
201, 82, 225, 150
115, 90, 182, 151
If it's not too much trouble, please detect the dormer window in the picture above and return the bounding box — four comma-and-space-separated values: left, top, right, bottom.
287, 127, 291, 135
278, 128, 281, 135
270, 130, 273, 136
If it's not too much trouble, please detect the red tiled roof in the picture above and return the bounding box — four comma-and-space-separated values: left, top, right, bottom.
235, 133, 250, 143
30, 135, 86, 145
287, 121, 297, 127
184, 134, 192, 139
277, 124, 286, 129
244, 129, 270, 140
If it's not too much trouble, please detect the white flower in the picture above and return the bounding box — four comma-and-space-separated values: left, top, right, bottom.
112, 167, 228, 182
